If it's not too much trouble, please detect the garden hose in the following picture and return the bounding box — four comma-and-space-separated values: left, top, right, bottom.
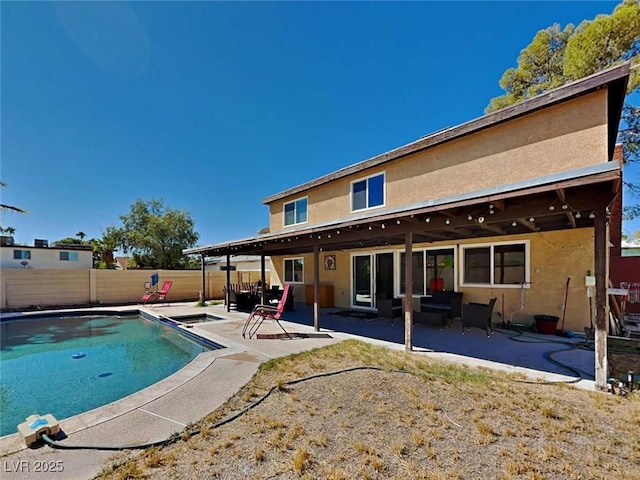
493, 326, 593, 382
40, 366, 397, 451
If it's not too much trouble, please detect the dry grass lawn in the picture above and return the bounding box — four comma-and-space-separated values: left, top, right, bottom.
97, 340, 640, 480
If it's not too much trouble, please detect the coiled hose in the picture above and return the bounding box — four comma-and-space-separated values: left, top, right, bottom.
493, 326, 594, 382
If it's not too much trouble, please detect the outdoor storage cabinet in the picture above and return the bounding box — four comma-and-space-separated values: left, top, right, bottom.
305, 284, 334, 308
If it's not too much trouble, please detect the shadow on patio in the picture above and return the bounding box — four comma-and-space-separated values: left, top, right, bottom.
279, 303, 595, 382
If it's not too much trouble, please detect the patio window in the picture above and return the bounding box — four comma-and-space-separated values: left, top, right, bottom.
462, 241, 527, 286
351, 172, 385, 212
400, 248, 456, 295
59, 251, 79, 261
13, 250, 31, 260
399, 251, 424, 295
283, 197, 308, 226
284, 258, 304, 283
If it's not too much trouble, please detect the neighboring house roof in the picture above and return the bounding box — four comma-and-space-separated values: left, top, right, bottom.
622, 239, 640, 248
263, 63, 628, 205
115, 256, 129, 270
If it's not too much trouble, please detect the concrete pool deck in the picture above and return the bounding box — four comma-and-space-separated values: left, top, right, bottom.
0, 301, 596, 479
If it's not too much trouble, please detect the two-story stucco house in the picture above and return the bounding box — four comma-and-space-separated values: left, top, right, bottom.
186, 63, 631, 389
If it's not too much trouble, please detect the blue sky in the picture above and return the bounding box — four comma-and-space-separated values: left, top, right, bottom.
2, 1, 638, 249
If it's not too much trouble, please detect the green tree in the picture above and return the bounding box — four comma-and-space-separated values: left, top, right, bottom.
54, 237, 83, 246
486, 23, 575, 112
118, 198, 199, 269
89, 226, 122, 269
486, 0, 640, 218
0, 181, 27, 215
1, 182, 27, 237
563, 0, 640, 92
76, 231, 86, 241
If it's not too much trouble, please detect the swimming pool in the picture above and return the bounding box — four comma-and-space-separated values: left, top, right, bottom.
0, 313, 222, 437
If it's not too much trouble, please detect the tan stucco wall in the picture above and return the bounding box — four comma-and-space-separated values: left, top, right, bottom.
269, 90, 608, 231
0, 269, 270, 310
271, 229, 598, 333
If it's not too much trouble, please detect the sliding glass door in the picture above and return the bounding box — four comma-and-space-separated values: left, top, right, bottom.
351, 252, 395, 308
352, 254, 372, 307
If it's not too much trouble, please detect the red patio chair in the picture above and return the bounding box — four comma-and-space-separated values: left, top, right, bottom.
242, 284, 291, 339
141, 280, 173, 305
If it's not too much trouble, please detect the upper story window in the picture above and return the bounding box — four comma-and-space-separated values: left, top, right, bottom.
284, 197, 308, 226
13, 250, 31, 260
59, 251, 79, 261
461, 241, 528, 287
351, 172, 385, 212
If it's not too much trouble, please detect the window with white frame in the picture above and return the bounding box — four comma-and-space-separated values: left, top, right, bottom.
461, 241, 527, 286
284, 258, 304, 283
399, 251, 425, 295
13, 250, 31, 260
59, 251, 79, 261
351, 172, 385, 212
400, 248, 456, 295
283, 197, 308, 226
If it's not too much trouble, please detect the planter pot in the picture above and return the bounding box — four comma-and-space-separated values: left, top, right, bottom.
534, 315, 559, 335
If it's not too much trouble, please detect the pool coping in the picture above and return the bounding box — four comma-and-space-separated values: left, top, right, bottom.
0, 308, 250, 456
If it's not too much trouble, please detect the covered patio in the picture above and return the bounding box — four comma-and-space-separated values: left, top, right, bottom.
186, 162, 620, 390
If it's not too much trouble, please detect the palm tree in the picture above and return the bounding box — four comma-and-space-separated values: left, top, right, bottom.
0, 181, 28, 214
76, 231, 86, 242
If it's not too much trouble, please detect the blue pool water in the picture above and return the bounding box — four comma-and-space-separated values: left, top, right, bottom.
0, 314, 216, 437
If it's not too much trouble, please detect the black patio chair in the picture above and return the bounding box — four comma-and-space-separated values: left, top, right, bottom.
461, 297, 497, 338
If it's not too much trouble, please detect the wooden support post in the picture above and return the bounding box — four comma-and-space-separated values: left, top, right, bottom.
404, 231, 413, 351
200, 254, 206, 304
226, 253, 231, 313
260, 253, 266, 305
313, 244, 320, 332
594, 206, 608, 390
